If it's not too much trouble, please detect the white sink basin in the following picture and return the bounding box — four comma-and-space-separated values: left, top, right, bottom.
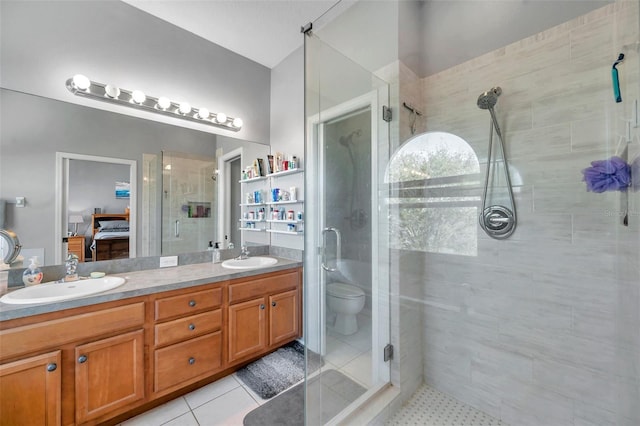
221, 256, 278, 270
0, 276, 126, 305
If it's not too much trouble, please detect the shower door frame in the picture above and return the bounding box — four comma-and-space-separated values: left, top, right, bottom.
306, 89, 391, 417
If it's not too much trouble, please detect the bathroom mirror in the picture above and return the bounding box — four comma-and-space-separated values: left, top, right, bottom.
0, 88, 270, 266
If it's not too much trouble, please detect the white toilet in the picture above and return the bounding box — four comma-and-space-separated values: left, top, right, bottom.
327, 282, 365, 335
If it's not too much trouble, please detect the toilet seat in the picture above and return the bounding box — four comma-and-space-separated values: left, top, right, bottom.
327, 282, 364, 299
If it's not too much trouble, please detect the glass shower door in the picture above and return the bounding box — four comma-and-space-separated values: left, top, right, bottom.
304, 33, 391, 424
162, 151, 217, 255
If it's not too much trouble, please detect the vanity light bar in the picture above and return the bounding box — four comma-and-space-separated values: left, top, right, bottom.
65, 75, 243, 132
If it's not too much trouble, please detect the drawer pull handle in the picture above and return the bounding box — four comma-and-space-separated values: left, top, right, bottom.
260, 304, 265, 310
78, 355, 87, 364
46, 363, 57, 372
189, 300, 196, 307
188, 323, 196, 331
272, 301, 277, 307
188, 357, 196, 365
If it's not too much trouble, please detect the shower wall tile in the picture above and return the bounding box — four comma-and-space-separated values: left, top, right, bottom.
395, 1, 640, 424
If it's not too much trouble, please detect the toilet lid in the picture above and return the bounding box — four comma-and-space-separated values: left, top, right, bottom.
327, 282, 365, 299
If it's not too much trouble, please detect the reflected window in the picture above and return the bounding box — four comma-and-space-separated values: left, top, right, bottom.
385, 132, 480, 256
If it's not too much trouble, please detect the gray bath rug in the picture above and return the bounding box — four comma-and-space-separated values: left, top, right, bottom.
236, 341, 322, 399
243, 369, 366, 426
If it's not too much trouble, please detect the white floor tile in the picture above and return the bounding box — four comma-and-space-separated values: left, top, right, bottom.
162, 411, 199, 426
325, 337, 364, 368
184, 374, 241, 409
341, 351, 372, 388
192, 386, 259, 426
121, 397, 190, 426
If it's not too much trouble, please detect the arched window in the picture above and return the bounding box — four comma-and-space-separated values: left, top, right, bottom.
385, 131, 481, 256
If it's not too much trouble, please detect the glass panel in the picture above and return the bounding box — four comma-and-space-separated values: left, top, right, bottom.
304, 33, 391, 425
161, 151, 217, 255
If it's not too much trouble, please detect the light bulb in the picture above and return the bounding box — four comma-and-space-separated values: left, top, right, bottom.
232, 117, 243, 128
132, 90, 146, 104
157, 97, 171, 110
215, 112, 227, 123
72, 74, 91, 91
179, 102, 191, 115
197, 108, 210, 120
104, 84, 120, 99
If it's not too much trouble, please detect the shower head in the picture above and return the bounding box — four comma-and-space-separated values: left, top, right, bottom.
477, 87, 502, 110
339, 129, 362, 147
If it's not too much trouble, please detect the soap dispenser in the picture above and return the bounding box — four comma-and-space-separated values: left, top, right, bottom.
22, 256, 43, 287
212, 242, 221, 263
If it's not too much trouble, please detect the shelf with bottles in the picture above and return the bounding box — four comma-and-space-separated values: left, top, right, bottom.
239, 175, 268, 183
266, 220, 304, 224
267, 229, 304, 236
239, 227, 266, 232
266, 200, 303, 205
267, 168, 303, 178
239, 219, 266, 223
239, 203, 266, 207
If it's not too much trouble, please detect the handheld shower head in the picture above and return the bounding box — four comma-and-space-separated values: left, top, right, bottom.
477, 87, 502, 110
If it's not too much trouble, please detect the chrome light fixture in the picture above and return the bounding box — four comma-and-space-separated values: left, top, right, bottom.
66, 74, 242, 132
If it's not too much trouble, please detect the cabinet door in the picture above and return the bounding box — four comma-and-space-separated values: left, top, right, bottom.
75, 330, 144, 423
228, 297, 266, 362
269, 289, 299, 346
0, 351, 61, 426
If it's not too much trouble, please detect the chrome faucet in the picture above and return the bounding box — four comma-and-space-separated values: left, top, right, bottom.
65, 253, 79, 281
236, 246, 250, 260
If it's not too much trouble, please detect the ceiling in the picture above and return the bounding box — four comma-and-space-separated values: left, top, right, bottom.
122, 0, 353, 69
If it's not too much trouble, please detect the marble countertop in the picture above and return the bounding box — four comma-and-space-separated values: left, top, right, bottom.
0, 257, 301, 322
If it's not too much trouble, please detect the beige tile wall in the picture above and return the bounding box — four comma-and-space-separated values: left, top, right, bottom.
401, 1, 640, 424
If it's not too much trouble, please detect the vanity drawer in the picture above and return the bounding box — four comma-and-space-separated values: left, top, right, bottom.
155, 287, 222, 321
154, 309, 222, 347
228, 270, 299, 304
154, 331, 222, 393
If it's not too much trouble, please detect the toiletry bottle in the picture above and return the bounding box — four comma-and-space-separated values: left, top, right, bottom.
22, 256, 43, 286
0, 261, 9, 296
224, 235, 234, 250
212, 242, 221, 263
207, 241, 214, 251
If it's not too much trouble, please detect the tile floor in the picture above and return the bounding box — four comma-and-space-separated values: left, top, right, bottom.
385, 385, 506, 426
122, 312, 374, 426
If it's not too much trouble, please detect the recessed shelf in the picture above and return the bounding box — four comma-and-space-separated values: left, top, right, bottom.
267, 230, 304, 235
266, 200, 303, 205
267, 168, 303, 178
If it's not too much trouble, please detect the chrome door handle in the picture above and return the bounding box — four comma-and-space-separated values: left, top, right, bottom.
321, 227, 341, 272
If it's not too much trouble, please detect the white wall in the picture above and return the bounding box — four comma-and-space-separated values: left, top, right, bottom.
0, 0, 270, 143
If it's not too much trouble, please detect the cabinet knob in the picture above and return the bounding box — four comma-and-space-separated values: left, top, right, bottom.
188, 323, 196, 331
189, 300, 196, 307
46, 363, 57, 372
260, 304, 265, 310
78, 355, 87, 364
271, 301, 277, 307
188, 357, 196, 365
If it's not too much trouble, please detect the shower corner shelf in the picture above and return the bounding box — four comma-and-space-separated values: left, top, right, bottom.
239, 219, 266, 223
239, 203, 266, 207
267, 229, 304, 236
238, 227, 266, 232
266, 220, 304, 224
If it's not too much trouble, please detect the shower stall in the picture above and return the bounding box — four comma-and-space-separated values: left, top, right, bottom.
305, 0, 640, 425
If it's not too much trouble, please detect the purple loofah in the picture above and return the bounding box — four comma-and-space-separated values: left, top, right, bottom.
581, 156, 631, 193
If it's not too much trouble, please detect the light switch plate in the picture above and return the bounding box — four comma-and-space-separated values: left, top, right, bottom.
159, 256, 178, 268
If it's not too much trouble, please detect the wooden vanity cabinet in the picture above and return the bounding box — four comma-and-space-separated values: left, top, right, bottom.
74, 330, 145, 424
152, 286, 224, 396
0, 301, 145, 426
0, 351, 62, 426
228, 269, 301, 364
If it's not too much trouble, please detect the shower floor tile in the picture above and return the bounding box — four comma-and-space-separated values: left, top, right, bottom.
386, 385, 507, 426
